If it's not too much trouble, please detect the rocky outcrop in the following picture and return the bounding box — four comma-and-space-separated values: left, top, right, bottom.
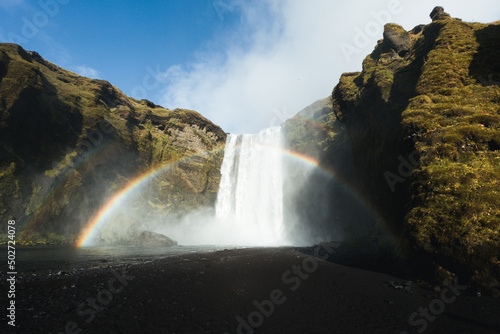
383, 24, 410, 56
430, 6, 451, 21
135, 230, 177, 246
129, 230, 178, 247
0, 43, 226, 245
328, 7, 500, 290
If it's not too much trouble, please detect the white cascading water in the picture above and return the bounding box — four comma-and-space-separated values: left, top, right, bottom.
215, 126, 286, 245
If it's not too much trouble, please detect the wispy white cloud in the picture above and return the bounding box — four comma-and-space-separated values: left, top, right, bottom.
159, 0, 500, 134
73, 65, 100, 79
160, 0, 331, 134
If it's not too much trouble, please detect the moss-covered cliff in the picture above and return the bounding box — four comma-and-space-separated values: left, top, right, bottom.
0, 43, 226, 245
328, 8, 500, 289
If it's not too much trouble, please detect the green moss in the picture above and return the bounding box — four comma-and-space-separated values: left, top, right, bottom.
0, 42, 227, 242
373, 68, 394, 101
13, 230, 76, 245
405, 21, 500, 285
385, 23, 406, 33
331, 15, 500, 287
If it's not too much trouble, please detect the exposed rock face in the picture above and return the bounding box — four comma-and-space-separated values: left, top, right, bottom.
383, 24, 410, 56
0, 43, 226, 244
430, 6, 451, 21
326, 8, 500, 289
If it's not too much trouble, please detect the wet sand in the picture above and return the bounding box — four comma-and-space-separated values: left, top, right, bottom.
4, 247, 500, 333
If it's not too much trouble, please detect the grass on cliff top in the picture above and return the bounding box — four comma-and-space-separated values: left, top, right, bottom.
399, 19, 500, 277
333, 17, 500, 282
0, 42, 224, 176
0, 43, 223, 141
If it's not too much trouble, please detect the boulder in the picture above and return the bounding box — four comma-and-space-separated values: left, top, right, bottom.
383, 24, 410, 57
131, 230, 178, 247
430, 6, 451, 21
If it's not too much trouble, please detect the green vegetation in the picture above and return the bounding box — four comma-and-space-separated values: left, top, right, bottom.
0, 231, 77, 246
330, 11, 500, 289
0, 43, 226, 243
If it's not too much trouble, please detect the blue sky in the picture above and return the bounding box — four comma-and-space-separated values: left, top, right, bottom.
1, 0, 499, 133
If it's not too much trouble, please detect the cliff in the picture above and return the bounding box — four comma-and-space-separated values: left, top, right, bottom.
328, 7, 500, 289
282, 97, 380, 245
0, 43, 226, 244
283, 7, 499, 290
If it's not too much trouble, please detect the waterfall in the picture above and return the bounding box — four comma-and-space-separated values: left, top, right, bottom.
215, 126, 285, 245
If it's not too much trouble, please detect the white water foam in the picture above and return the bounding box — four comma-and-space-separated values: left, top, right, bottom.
215, 126, 286, 245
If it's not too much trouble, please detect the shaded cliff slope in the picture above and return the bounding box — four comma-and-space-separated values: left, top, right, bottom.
0, 43, 226, 244
329, 7, 500, 289
284, 7, 499, 290
282, 97, 380, 246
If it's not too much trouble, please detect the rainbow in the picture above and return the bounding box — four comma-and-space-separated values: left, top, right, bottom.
75, 167, 158, 247
282, 149, 321, 168
76, 143, 382, 248
75, 150, 221, 247
22, 141, 121, 233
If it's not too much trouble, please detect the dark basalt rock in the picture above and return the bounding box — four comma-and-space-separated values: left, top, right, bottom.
430, 6, 451, 21
410, 24, 426, 35
383, 24, 410, 57
132, 230, 178, 247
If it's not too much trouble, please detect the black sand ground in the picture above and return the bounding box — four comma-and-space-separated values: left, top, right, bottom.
3, 247, 500, 334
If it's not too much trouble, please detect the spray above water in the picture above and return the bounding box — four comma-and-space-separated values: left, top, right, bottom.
215, 126, 286, 245
80, 125, 328, 247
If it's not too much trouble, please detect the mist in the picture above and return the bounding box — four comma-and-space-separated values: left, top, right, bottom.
79, 0, 498, 247
82, 121, 380, 248
84, 125, 346, 247
159, 0, 499, 134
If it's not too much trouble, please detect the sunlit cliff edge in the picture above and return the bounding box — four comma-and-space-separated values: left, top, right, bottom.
286, 7, 500, 291
0, 43, 226, 245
